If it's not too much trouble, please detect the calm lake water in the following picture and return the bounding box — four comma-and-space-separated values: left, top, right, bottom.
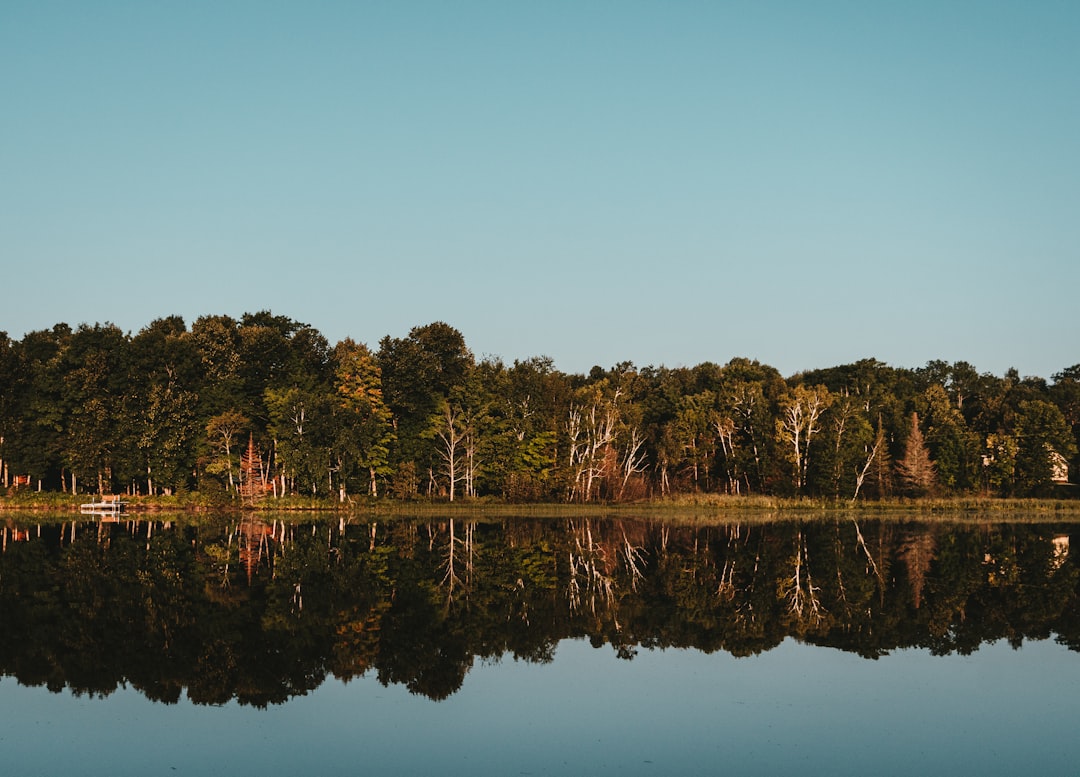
1, 512, 1078, 776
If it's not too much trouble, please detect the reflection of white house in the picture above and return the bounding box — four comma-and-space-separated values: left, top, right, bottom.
1051, 535, 1070, 571
1050, 450, 1070, 484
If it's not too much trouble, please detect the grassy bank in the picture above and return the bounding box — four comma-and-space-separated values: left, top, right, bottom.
3, 490, 1079, 518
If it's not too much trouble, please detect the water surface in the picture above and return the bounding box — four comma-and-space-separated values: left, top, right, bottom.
1, 513, 1078, 775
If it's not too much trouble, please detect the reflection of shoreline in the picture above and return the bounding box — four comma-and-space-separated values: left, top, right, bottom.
0, 517, 1077, 705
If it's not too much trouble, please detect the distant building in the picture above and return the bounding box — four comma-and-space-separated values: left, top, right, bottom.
1050, 450, 1070, 484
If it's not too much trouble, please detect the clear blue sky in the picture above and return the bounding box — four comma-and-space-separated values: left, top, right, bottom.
3, 1, 1077, 379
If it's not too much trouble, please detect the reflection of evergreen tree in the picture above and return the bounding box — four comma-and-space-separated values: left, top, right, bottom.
899, 529, 937, 609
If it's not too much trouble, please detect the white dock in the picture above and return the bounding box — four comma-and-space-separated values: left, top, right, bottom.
80, 495, 127, 516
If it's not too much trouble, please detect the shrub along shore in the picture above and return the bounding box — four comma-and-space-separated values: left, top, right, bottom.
3, 491, 1079, 519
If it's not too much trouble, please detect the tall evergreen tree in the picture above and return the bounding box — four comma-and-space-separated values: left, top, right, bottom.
896, 413, 937, 497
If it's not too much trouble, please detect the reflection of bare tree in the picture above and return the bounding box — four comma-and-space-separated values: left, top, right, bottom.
441, 519, 461, 595
852, 519, 886, 595
778, 529, 824, 624
716, 524, 743, 601
620, 527, 647, 591
717, 560, 737, 602
734, 529, 768, 639
564, 519, 651, 629
438, 519, 476, 609
720, 525, 764, 633
899, 529, 937, 609
567, 519, 616, 617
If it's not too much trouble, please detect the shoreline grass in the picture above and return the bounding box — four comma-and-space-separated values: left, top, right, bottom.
3, 490, 1079, 520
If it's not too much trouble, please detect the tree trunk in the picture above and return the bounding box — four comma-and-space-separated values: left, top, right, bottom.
225, 438, 234, 492
852, 425, 884, 503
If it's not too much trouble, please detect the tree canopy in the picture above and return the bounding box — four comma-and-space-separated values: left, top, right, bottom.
0, 313, 1076, 500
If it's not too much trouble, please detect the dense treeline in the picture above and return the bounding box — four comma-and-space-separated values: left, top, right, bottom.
0, 312, 1076, 500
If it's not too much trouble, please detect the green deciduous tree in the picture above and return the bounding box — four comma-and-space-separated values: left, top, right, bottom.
205, 409, 249, 494
983, 433, 1017, 496
60, 324, 131, 493
266, 387, 335, 496
378, 322, 473, 475
138, 381, 199, 495
1012, 399, 1076, 495
0, 332, 20, 488
916, 384, 979, 493
333, 339, 394, 498
1050, 365, 1080, 481
812, 394, 874, 499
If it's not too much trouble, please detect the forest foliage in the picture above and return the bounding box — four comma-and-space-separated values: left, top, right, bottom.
0, 313, 1076, 501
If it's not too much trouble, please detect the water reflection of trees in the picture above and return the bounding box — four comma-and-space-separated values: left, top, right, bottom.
1, 516, 1078, 705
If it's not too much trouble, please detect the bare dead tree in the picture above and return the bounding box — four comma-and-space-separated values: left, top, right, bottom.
852, 420, 886, 503
777, 385, 832, 492
713, 415, 740, 494
566, 391, 620, 502
617, 427, 648, 501
432, 401, 467, 501
730, 383, 766, 492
